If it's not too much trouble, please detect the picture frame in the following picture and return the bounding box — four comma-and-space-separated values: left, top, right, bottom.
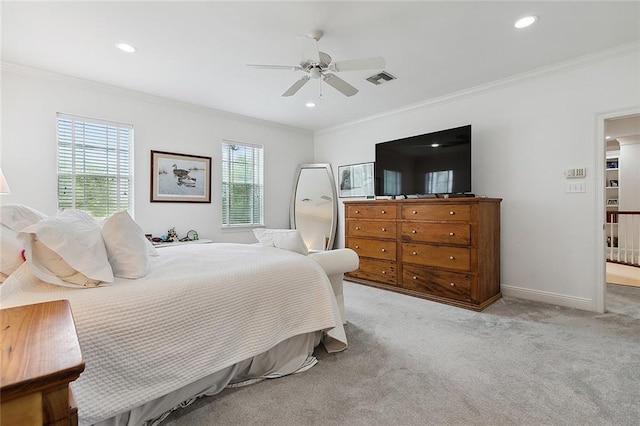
150, 150, 211, 203
606, 198, 618, 206
338, 162, 375, 198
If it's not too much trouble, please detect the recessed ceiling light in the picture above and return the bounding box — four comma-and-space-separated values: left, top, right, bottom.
605, 136, 611, 140
115, 42, 136, 53
305, 102, 316, 108
514, 16, 538, 29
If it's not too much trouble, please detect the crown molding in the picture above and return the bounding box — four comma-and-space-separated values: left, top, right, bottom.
0, 62, 312, 136
618, 136, 640, 146
316, 41, 640, 137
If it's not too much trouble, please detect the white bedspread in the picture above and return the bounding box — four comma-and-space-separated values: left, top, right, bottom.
0, 243, 346, 425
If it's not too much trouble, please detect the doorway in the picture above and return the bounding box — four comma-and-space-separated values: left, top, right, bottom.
602, 113, 640, 315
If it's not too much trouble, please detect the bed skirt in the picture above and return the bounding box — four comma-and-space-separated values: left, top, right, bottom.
93, 331, 322, 426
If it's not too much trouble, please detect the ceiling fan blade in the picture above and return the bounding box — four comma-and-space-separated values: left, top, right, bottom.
282, 76, 311, 97
332, 57, 386, 72
297, 35, 321, 63
323, 73, 358, 97
247, 64, 302, 71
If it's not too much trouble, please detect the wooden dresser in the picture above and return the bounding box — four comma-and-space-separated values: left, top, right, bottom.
344, 197, 501, 311
1, 300, 85, 425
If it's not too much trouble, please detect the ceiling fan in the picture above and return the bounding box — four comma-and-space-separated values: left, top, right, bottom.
247, 30, 386, 98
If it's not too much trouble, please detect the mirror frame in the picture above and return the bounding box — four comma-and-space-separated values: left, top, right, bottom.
290, 163, 339, 250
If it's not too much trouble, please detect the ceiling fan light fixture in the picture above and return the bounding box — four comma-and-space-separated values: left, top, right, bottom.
514, 16, 538, 29
309, 67, 322, 79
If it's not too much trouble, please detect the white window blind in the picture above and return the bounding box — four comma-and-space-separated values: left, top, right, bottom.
57, 113, 133, 218
221, 141, 264, 227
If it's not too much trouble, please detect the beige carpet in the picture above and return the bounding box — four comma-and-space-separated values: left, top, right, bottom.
162, 282, 640, 426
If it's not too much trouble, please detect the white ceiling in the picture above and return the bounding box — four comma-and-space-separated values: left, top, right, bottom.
2, 1, 639, 132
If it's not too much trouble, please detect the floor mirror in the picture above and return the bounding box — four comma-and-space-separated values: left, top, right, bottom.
290, 164, 338, 251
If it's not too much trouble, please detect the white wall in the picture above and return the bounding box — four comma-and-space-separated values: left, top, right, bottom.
0, 65, 314, 243
314, 48, 640, 311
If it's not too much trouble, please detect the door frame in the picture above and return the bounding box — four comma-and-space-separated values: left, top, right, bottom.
594, 107, 640, 313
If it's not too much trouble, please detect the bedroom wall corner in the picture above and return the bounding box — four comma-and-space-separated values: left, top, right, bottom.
0, 63, 315, 243
312, 47, 640, 311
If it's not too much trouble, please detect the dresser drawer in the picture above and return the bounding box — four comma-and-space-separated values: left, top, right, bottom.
346, 204, 396, 219
402, 265, 472, 301
402, 243, 471, 271
347, 258, 397, 285
402, 204, 471, 221
401, 222, 470, 245
347, 238, 396, 261
347, 220, 396, 239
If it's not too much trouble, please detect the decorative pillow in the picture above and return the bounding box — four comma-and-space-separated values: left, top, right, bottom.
253, 228, 309, 256
101, 211, 150, 278
0, 225, 24, 280
0, 204, 47, 232
18, 210, 113, 288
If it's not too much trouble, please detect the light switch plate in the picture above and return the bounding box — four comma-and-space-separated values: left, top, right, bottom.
566, 181, 586, 193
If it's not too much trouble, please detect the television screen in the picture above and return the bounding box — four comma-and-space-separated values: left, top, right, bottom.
374, 125, 471, 196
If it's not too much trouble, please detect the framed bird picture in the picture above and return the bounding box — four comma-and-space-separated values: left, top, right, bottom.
150, 150, 212, 203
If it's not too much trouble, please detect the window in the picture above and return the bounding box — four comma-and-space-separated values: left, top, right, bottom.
57, 113, 133, 218
221, 141, 264, 227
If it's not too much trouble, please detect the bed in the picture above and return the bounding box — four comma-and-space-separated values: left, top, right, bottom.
0, 206, 348, 425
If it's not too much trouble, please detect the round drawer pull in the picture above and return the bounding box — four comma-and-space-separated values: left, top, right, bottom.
381, 227, 387, 231
355, 226, 360, 230
382, 270, 387, 274
381, 210, 386, 214
412, 251, 418, 255
355, 245, 359, 249
412, 210, 418, 214
381, 248, 386, 252
449, 232, 455, 236
450, 282, 455, 287
450, 211, 455, 215
413, 276, 418, 280
412, 230, 417, 234
355, 210, 360, 214
449, 256, 455, 260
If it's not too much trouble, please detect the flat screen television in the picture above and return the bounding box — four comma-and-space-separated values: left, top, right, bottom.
374, 125, 471, 197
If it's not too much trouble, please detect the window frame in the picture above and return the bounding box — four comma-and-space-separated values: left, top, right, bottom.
56, 113, 134, 219
221, 140, 264, 228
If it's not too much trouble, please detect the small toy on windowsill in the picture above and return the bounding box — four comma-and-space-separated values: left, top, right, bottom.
167, 227, 178, 242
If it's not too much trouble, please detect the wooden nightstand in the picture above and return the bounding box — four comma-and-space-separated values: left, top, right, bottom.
1, 300, 85, 425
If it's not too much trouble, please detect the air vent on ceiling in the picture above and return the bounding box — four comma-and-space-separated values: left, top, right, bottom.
366, 71, 396, 85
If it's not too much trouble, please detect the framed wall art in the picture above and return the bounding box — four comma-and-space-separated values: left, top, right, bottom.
338, 162, 375, 198
150, 150, 211, 203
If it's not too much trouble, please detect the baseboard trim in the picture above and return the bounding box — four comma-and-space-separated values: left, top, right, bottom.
501, 285, 594, 311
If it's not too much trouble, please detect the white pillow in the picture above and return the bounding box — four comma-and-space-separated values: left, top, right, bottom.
0, 204, 47, 232
18, 210, 113, 288
253, 228, 309, 256
31, 240, 100, 287
0, 225, 25, 279
101, 211, 150, 278
253, 228, 278, 247
147, 239, 159, 257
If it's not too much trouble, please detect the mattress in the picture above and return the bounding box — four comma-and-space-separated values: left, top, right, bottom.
0, 243, 347, 425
